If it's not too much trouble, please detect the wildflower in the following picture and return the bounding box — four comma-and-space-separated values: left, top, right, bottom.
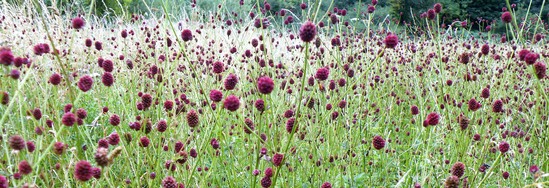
299, 21, 316, 43
74, 160, 93, 181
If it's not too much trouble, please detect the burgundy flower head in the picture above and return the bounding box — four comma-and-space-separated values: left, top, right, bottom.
49, 73, 62, 85
186, 109, 199, 127
468, 98, 481, 111
62, 112, 76, 126
499, 141, 510, 153
101, 72, 114, 86
212, 61, 224, 74
433, 3, 442, 13
451, 162, 465, 177
534, 61, 546, 79
223, 95, 241, 112
74, 160, 93, 181
384, 34, 399, 49
444, 175, 459, 188
72, 17, 85, 29
272, 153, 284, 166
524, 52, 539, 65
209, 90, 223, 102
315, 67, 330, 81
33, 43, 50, 55
162, 176, 177, 188
492, 99, 503, 113
181, 29, 193, 42
321, 182, 333, 188
0, 48, 14, 66
78, 75, 94, 92
299, 21, 317, 43
518, 49, 530, 61
501, 11, 512, 23
425, 112, 440, 126
255, 99, 265, 112
8, 135, 25, 151
257, 76, 274, 94
372, 135, 385, 150
18, 160, 32, 175
224, 73, 238, 90
0, 174, 7, 188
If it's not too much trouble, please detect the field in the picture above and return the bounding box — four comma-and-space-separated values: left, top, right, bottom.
0, 0, 548, 187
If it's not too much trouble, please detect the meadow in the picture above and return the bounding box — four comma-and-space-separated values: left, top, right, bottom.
0, 0, 548, 187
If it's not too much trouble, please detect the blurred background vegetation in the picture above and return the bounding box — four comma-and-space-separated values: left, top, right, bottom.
3, 0, 548, 33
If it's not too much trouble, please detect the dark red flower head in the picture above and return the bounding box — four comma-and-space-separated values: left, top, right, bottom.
101, 72, 114, 86
372, 135, 385, 150
261, 176, 272, 188
77, 75, 94, 92
139, 136, 150, 147
501, 11, 512, 23
433, 3, 442, 13
62, 112, 76, 126
451, 162, 465, 177
410, 105, 419, 115
102, 59, 114, 72
255, 99, 265, 112
0, 48, 14, 66
444, 175, 459, 188
492, 99, 503, 113
9, 135, 25, 150
209, 90, 223, 102
321, 182, 333, 188
299, 21, 317, 43
72, 17, 85, 29
224, 73, 239, 90
181, 29, 193, 42
162, 176, 177, 188
524, 52, 539, 65
33, 43, 50, 55
257, 76, 274, 94
212, 61, 224, 74
467, 98, 481, 111
18, 160, 32, 175
49, 73, 62, 85
518, 49, 530, 61
0, 174, 7, 188
315, 67, 330, 81
534, 61, 546, 79
481, 44, 490, 55
272, 153, 284, 166
384, 34, 399, 49
53, 142, 66, 155
427, 9, 436, 20
425, 112, 440, 126
499, 141, 510, 153
223, 95, 241, 112
186, 109, 199, 127
109, 114, 120, 126
74, 160, 93, 181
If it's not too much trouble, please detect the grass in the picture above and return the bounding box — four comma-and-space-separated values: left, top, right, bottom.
0, 0, 548, 187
